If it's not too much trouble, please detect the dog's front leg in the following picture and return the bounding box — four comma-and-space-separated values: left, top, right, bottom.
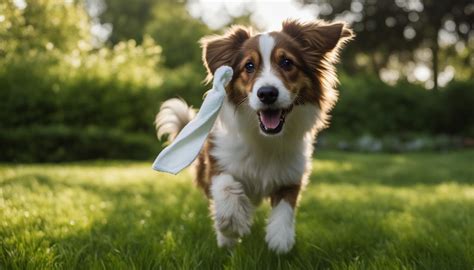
266, 184, 301, 254
210, 174, 254, 248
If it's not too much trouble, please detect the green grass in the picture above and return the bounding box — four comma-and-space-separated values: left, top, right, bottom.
1, 151, 473, 269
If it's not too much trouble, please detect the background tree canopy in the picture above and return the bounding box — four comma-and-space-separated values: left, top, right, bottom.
0, 0, 472, 162
298, 0, 473, 90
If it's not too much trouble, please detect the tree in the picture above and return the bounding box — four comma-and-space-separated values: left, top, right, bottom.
298, 0, 473, 90
0, 0, 91, 55
99, 0, 155, 45
145, 1, 210, 69
97, 0, 214, 106
420, 0, 472, 90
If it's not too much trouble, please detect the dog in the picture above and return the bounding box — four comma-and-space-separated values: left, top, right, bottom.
155, 19, 353, 254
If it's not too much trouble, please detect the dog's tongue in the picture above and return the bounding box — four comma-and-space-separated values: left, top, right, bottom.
260, 110, 282, 129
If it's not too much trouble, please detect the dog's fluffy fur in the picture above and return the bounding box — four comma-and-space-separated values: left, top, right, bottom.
155, 19, 353, 254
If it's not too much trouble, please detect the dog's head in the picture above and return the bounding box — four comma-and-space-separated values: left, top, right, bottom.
201, 20, 353, 136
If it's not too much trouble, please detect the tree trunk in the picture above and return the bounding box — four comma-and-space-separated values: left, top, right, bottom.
371, 53, 380, 74
432, 30, 439, 92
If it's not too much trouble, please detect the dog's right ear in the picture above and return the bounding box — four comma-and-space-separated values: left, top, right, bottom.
200, 25, 252, 83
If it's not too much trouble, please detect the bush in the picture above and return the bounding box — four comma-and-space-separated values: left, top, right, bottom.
0, 126, 159, 162
328, 75, 474, 138
0, 37, 164, 131
0, 37, 168, 162
0, 0, 211, 162
435, 80, 474, 136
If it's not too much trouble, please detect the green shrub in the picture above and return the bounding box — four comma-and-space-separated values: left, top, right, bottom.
0, 36, 167, 162
329, 75, 474, 138
0, 125, 159, 162
435, 80, 474, 136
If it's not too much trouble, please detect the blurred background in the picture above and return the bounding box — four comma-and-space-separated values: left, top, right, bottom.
0, 0, 472, 162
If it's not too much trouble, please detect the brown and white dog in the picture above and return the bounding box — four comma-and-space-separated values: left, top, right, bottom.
155, 19, 353, 254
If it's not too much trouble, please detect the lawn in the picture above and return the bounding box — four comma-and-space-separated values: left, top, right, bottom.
1, 151, 473, 269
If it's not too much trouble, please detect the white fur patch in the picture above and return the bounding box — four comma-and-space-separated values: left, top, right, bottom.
249, 34, 293, 110
216, 230, 237, 248
265, 200, 295, 254
259, 33, 274, 70
211, 174, 254, 239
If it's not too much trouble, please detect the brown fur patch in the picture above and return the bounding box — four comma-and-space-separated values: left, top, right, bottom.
228, 37, 262, 106
195, 135, 220, 197
269, 32, 320, 106
200, 25, 253, 83
270, 185, 301, 208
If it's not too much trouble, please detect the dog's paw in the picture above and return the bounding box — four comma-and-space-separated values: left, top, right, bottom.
216, 230, 238, 248
265, 201, 295, 254
211, 175, 253, 238
265, 225, 295, 254
215, 196, 252, 237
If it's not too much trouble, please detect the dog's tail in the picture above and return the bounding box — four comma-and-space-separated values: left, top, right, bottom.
154, 98, 196, 143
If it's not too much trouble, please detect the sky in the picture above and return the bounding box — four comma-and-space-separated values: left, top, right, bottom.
187, 0, 319, 31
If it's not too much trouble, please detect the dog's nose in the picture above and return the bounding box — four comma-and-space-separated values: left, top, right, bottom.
257, 86, 278, 104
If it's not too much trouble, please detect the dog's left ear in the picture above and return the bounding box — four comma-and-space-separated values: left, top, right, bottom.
282, 20, 354, 55
200, 25, 252, 83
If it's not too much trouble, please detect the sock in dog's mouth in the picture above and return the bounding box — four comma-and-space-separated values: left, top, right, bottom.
257, 107, 293, 135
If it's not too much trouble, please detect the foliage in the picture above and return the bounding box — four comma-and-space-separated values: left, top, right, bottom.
144, 1, 210, 69
0, 126, 158, 162
143, 1, 211, 106
298, 0, 473, 89
99, 0, 210, 68
0, 37, 163, 130
1, 151, 473, 268
436, 80, 474, 136
99, 0, 156, 45
0, 0, 90, 54
328, 75, 474, 137
0, 0, 167, 162
308, 0, 472, 55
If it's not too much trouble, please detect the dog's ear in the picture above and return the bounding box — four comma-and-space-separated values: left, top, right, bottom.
200, 25, 252, 83
282, 20, 354, 55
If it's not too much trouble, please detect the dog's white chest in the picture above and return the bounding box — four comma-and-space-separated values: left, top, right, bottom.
211, 131, 312, 201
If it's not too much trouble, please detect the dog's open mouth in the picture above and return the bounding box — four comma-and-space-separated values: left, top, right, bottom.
257, 107, 293, 135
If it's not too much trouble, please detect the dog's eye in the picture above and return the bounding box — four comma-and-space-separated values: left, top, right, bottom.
245, 62, 255, 73
279, 58, 293, 71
